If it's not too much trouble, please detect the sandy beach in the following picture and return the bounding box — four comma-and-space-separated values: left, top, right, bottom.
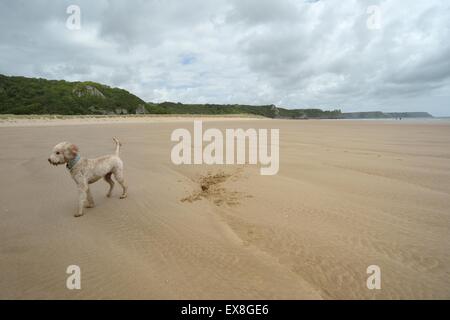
0, 117, 449, 299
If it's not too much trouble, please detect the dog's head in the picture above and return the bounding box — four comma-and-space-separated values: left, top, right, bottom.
48, 142, 79, 166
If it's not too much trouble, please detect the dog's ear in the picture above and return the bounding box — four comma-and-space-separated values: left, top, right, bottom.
69, 144, 79, 155
63, 143, 79, 160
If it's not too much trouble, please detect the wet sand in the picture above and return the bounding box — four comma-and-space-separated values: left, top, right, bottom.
0, 118, 449, 299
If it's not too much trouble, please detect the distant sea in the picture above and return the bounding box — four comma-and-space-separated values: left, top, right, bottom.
329, 118, 450, 122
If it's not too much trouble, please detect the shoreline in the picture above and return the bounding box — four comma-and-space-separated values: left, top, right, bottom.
0, 114, 446, 128
0, 114, 266, 127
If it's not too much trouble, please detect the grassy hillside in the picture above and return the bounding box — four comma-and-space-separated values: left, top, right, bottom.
0, 75, 434, 119
0, 74, 342, 118
0, 75, 145, 115
146, 102, 278, 117
146, 101, 342, 119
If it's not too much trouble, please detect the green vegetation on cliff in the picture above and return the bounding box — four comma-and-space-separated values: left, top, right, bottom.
0, 74, 145, 115
0, 74, 433, 119
0, 74, 341, 118
146, 101, 342, 119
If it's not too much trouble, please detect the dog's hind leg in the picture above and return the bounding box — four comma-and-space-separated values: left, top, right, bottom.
104, 172, 115, 197
113, 170, 128, 199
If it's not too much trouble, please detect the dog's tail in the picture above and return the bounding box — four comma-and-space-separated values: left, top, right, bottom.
113, 137, 121, 156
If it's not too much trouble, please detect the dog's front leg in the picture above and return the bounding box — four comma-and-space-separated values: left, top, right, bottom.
75, 180, 88, 217
86, 187, 95, 208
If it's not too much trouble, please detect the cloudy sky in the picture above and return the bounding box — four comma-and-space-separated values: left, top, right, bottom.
1, 0, 449, 115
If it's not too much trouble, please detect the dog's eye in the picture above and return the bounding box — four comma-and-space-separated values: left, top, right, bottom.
56, 152, 60, 155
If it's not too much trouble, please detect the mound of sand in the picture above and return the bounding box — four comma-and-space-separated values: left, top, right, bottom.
181, 171, 248, 206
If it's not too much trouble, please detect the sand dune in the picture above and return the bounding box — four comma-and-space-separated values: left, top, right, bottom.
0, 118, 449, 299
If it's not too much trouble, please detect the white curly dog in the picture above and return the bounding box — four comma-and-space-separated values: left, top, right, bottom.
48, 138, 128, 217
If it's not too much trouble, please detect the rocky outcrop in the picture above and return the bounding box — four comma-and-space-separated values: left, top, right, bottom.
72, 85, 105, 98
270, 104, 280, 117
135, 104, 147, 114
115, 108, 128, 115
